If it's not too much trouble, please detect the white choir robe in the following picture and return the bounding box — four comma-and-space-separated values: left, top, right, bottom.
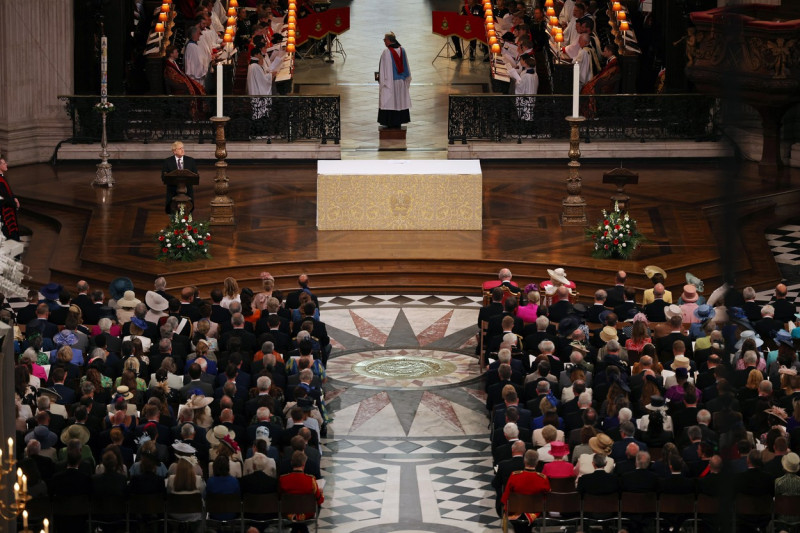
247, 61, 273, 120
563, 19, 578, 46
211, 11, 225, 33
559, 0, 576, 26
183, 42, 208, 83
378, 47, 412, 112
200, 28, 221, 61
564, 43, 593, 86
509, 68, 538, 121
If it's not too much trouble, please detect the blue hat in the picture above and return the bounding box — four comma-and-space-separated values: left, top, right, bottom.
109, 277, 134, 301
40, 282, 63, 301
775, 330, 795, 348
694, 304, 716, 321
131, 317, 148, 331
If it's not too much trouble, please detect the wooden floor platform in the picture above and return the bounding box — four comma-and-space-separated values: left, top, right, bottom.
13, 158, 799, 300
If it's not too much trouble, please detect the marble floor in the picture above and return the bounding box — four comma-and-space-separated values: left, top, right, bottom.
316, 294, 500, 532
292, 0, 491, 159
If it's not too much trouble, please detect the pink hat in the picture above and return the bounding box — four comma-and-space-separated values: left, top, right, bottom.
549, 441, 569, 457
681, 284, 698, 303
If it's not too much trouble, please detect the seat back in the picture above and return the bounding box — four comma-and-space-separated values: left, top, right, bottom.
547, 490, 581, 514
548, 477, 577, 493
774, 494, 800, 516
128, 493, 165, 515
695, 493, 719, 515
52, 494, 90, 517
90, 496, 128, 520
658, 493, 695, 515
205, 493, 242, 517
480, 320, 489, 370
619, 491, 658, 514
166, 492, 204, 514
581, 492, 619, 514
506, 491, 546, 516
280, 492, 318, 517
242, 492, 281, 515
736, 494, 773, 515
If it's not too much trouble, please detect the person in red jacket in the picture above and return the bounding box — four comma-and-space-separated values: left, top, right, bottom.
279, 451, 324, 533
501, 449, 551, 533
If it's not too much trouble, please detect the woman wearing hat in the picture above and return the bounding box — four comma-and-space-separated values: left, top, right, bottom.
642, 266, 672, 305
575, 434, 615, 477
733, 335, 766, 372
680, 284, 700, 324
166, 458, 206, 523
635, 403, 674, 447
123, 317, 153, 353
208, 430, 244, 478
115, 290, 140, 325
542, 442, 575, 479
184, 394, 214, 429
540, 267, 576, 303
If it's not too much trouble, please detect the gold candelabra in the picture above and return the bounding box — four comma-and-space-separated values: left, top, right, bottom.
0, 437, 35, 530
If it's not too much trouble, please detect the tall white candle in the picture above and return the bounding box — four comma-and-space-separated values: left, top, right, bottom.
216, 64, 223, 117
101, 36, 108, 104
572, 60, 579, 117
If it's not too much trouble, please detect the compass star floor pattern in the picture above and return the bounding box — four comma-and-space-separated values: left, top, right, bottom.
317, 294, 500, 532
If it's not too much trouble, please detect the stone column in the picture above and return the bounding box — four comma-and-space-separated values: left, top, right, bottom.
0, 0, 74, 165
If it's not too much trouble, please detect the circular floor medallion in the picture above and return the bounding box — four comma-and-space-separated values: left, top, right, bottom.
327, 349, 479, 388
352, 355, 457, 380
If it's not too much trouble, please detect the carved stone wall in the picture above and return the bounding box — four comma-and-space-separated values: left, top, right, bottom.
0, 0, 73, 165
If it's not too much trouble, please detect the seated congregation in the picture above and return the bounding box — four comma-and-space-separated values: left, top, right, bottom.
12, 272, 328, 532
482, 267, 800, 533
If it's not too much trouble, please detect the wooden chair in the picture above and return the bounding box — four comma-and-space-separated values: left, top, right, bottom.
479, 320, 489, 371
545, 481, 581, 528
618, 491, 658, 532
503, 492, 547, 533
691, 493, 720, 533
165, 493, 205, 531
127, 493, 166, 532
51, 494, 91, 526
733, 493, 773, 532
580, 492, 619, 531
205, 493, 242, 532
772, 494, 800, 532
242, 492, 281, 531
280, 492, 320, 533
658, 493, 696, 533
547, 477, 577, 493
89, 496, 128, 531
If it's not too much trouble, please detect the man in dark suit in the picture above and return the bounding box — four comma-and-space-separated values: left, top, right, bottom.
584, 289, 608, 323
621, 451, 659, 492
26, 303, 59, 348
604, 270, 627, 309
492, 440, 526, 516
754, 305, 785, 342
15, 290, 40, 326
487, 298, 524, 342
771, 284, 796, 323
486, 364, 524, 410
162, 140, 199, 214
48, 290, 73, 326
613, 287, 640, 321
656, 315, 694, 364
50, 367, 76, 406
610, 421, 648, 462
577, 453, 619, 496
209, 288, 232, 325
178, 286, 202, 322
48, 448, 92, 532
72, 280, 93, 319
735, 450, 775, 495
220, 313, 259, 354
643, 284, 669, 322
547, 286, 574, 323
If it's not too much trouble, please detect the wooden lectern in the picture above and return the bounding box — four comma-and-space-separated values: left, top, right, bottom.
163, 169, 200, 215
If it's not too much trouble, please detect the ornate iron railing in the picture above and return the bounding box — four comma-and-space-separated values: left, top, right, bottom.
447, 94, 720, 144
58, 95, 340, 144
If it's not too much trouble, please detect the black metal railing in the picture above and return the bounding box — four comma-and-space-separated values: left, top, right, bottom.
447, 94, 720, 144
58, 95, 340, 145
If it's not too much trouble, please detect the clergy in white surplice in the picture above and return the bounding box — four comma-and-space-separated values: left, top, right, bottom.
377, 32, 412, 129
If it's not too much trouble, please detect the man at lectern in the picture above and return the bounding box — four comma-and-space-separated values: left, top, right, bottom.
162, 141, 199, 215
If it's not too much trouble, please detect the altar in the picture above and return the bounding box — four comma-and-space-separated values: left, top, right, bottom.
316, 160, 483, 230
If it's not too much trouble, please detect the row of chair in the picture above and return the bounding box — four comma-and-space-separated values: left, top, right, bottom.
25, 491, 319, 533
503, 482, 800, 533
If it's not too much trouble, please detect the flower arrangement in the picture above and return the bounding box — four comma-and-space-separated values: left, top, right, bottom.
586, 202, 644, 259
156, 206, 212, 261
94, 101, 115, 113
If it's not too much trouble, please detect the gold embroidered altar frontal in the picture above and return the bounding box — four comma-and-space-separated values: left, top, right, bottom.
316, 160, 482, 230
